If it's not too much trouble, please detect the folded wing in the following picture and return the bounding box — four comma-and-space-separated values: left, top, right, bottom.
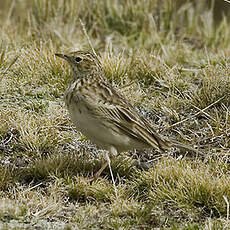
77, 78, 171, 151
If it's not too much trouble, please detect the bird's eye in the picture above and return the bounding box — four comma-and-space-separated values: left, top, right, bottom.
75, 57, 82, 62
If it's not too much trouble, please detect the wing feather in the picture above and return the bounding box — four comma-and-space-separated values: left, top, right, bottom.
76, 78, 171, 151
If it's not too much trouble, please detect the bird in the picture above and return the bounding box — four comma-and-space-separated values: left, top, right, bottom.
55, 51, 199, 180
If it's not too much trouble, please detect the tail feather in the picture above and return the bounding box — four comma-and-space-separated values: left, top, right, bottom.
171, 140, 202, 155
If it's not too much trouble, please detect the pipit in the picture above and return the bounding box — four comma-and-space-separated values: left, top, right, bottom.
55, 51, 199, 179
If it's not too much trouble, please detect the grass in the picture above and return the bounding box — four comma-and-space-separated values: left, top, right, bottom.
0, 0, 230, 229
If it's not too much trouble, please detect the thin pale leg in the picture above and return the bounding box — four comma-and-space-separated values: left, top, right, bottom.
88, 146, 117, 182
93, 161, 108, 179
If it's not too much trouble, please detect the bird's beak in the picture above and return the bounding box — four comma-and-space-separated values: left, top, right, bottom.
55, 53, 68, 60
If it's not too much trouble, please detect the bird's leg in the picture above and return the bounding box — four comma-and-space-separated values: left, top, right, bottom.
88, 147, 117, 182
87, 161, 108, 182
93, 161, 108, 179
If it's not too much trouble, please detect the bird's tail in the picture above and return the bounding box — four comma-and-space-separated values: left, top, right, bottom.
171, 140, 202, 155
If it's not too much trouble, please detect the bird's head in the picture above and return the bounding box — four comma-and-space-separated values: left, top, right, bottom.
55, 51, 100, 77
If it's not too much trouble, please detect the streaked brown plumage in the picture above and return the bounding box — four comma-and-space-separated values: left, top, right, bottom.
55, 51, 198, 179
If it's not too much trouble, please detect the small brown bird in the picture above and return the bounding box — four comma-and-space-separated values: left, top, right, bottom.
55, 51, 198, 179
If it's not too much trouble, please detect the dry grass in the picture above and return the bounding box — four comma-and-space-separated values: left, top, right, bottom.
0, 0, 230, 229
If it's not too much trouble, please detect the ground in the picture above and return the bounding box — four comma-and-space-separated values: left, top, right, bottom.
0, 0, 230, 229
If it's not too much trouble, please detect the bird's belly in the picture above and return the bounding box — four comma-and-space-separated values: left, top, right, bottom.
67, 103, 147, 152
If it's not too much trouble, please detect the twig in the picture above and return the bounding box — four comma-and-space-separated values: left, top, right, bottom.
167, 96, 225, 129
2, 55, 19, 75
105, 152, 118, 199
79, 19, 98, 58
22, 182, 43, 194
223, 195, 229, 219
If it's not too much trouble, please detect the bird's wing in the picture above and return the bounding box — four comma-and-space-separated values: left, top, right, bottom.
76, 78, 171, 151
